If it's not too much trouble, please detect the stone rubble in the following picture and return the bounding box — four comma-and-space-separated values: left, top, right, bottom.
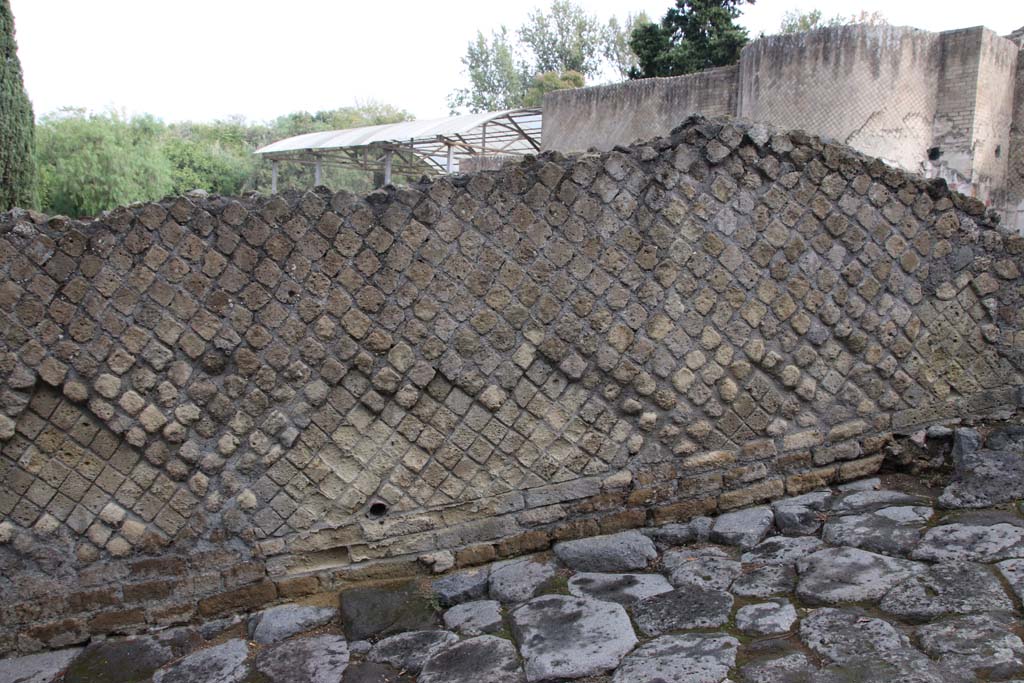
6, 458, 1024, 683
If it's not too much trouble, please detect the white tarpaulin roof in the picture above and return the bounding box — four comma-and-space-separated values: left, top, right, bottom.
255, 108, 542, 176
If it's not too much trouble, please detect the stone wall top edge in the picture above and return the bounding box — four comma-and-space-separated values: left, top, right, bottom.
0, 115, 1008, 240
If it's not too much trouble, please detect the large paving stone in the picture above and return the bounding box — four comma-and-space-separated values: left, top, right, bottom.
987, 425, 1024, 451
254, 634, 349, 683
911, 522, 1024, 562
153, 639, 250, 683
567, 572, 673, 605
879, 562, 1016, 621
511, 595, 637, 681
340, 662, 412, 683
632, 585, 734, 636
730, 564, 796, 598
249, 604, 337, 644
553, 530, 657, 571
489, 555, 559, 603
799, 608, 910, 663
431, 566, 490, 607
0, 648, 83, 683
63, 635, 179, 683
443, 600, 503, 635
367, 630, 457, 674
830, 489, 926, 514
740, 536, 824, 566
796, 547, 925, 605
709, 506, 774, 549
665, 552, 742, 591
821, 506, 932, 557
611, 633, 738, 683
418, 635, 524, 683
916, 613, 1024, 679
339, 580, 438, 640
812, 649, 972, 683
739, 653, 817, 683
998, 558, 1024, 602
772, 491, 832, 537
646, 517, 711, 547
939, 449, 1024, 509
735, 599, 797, 636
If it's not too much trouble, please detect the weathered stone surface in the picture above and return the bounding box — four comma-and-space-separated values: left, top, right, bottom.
911, 522, 1024, 563
821, 506, 932, 556
916, 613, 1024, 679
736, 599, 797, 636
632, 585, 734, 636
153, 639, 250, 683
939, 449, 1024, 508
830, 490, 925, 514
796, 547, 924, 604
987, 426, 1024, 451
63, 636, 178, 683
998, 558, 1024, 602
741, 536, 824, 566
553, 530, 657, 571
709, 506, 774, 549
419, 635, 524, 683
489, 556, 559, 603
812, 650, 971, 683
0, 648, 83, 683
367, 631, 458, 674
772, 491, 831, 536
339, 581, 438, 641
730, 564, 796, 598
567, 572, 673, 605
340, 662, 412, 683
739, 653, 817, 683
611, 633, 738, 683
799, 608, 910, 663
879, 562, 1015, 621
432, 567, 490, 607
255, 634, 350, 683
249, 604, 337, 644
665, 551, 742, 591
443, 600, 503, 636
511, 595, 637, 681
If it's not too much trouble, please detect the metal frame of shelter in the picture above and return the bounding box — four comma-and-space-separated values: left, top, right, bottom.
254, 108, 542, 191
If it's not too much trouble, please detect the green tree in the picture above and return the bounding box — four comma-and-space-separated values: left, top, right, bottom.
606, 13, 652, 79
629, 0, 753, 79
0, 0, 36, 210
449, 1, 629, 113
523, 70, 585, 107
779, 8, 885, 34
34, 109, 173, 217
448, 28, 527, 113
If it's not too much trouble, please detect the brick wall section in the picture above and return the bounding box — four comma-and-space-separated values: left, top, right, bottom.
1, 116, 1023, 654
967, 30, 1017, 200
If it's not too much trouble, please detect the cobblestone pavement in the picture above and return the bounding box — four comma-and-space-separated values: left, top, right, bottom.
3, 426, 1024, 683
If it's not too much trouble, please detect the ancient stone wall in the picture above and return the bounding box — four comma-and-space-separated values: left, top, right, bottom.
1, 117, 1023, 655
540, 66, 738, 154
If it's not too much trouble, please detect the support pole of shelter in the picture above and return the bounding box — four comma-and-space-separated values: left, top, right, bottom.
314, 158, 322, 186
446, 145, 453, 174
384, 150, 393, 186
271, 161, 279, 194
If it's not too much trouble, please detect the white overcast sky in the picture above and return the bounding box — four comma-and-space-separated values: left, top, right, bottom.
8, 0, 1023, 124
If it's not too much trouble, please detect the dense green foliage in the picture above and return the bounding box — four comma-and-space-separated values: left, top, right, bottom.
0, 0, 36, 210
628, 0, 752, 79
449, 1, 637, 113
31, 102, 413, 218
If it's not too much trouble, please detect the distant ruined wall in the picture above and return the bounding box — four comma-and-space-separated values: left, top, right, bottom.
1, 117, 1023, 655
740, 26, 941, 173
544, 24, 1023, 233
540, 66, 738, 153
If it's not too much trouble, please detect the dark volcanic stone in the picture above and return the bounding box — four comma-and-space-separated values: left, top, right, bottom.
254, 634, 349, 683
339, 580, 439, 641
419, 635, 524, 683
632, 585, 734, 636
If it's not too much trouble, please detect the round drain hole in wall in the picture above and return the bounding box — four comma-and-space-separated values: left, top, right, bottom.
367, 502, 388, 519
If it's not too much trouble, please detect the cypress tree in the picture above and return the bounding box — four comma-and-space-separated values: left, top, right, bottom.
0, 0, 35, 210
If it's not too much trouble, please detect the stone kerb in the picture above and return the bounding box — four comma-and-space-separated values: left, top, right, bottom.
0, 114, 1022, 654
